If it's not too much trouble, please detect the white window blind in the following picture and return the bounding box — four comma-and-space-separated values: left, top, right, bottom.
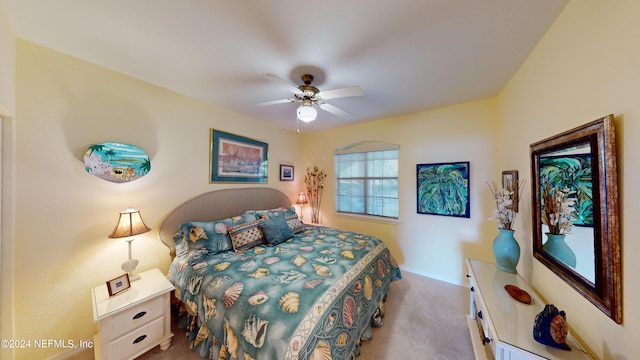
334, 141, 399, 219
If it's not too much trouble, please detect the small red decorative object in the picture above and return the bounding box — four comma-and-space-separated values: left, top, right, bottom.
504, 284, 532, 304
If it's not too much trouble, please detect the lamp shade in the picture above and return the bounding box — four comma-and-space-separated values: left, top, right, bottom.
109, 208, 151, 238
296, 192, 308, 205
297, 104, 317, 122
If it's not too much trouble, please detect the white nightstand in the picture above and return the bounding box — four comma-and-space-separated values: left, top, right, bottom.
92, 268, 174, 360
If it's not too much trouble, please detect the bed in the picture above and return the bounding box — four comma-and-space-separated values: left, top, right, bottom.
159, 188, 401, 359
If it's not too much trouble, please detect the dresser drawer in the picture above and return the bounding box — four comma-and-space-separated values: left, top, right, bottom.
109, 295, 165, 340
471, 290, 496, 355
110, 316, 165, 360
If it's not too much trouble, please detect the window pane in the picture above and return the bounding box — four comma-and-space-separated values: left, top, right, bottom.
366, 179, 399, 217
384, 179, 398, 197
367, 158, 382, 177
337, 153, 365, 178
337, 179, 364, 213
335, 148, 398, 218
382, 158, 398, 177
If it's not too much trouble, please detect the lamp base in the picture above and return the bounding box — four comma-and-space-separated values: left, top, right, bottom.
122, 258, 140, 281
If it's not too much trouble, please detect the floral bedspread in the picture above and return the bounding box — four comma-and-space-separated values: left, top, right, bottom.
168, 225, 401, 359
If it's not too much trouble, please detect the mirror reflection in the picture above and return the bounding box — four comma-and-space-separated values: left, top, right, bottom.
539, 143, 595, 283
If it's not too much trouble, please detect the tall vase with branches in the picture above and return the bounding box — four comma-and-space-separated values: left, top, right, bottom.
304, 166, 327, 224
488, 180, 525, 273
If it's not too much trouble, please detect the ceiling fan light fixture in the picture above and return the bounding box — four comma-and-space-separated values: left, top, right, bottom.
297, 102, 317, 122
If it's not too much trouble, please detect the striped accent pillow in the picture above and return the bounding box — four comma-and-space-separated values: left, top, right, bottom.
229, 219, 266, 253
285, 214, 305, 233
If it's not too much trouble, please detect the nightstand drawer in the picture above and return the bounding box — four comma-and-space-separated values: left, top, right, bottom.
110, 316, 164, 360
109, 295, 165, 340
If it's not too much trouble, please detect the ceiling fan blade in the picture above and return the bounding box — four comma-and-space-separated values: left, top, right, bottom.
318, 86, 363, 100
263, 73, 302, 95
318, 102, 355, 120
254, 98, 295, 107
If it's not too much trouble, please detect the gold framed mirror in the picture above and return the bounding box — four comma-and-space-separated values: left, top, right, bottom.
530, 114, 621, 323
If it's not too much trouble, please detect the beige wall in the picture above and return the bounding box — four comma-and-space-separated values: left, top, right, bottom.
497, 1, 640, 357
0, 0, 15, 115
12, 40, 303, 359
302, 98, 501, 284
0, 1, 16, 360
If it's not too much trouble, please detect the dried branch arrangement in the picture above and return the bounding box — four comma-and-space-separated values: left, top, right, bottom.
304, 166, 327, 224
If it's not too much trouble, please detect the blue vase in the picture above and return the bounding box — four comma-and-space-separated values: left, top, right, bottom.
543, 233, 576, 268
493, 229, 520, 273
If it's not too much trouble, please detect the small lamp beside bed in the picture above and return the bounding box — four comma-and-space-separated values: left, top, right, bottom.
108, 208, 151, 281
296, 192, 308, 220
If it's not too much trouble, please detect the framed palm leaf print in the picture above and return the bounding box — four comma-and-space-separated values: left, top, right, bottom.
417, 161, 470, 218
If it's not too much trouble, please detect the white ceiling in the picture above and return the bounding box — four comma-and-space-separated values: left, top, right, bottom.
3, 0, 568, 133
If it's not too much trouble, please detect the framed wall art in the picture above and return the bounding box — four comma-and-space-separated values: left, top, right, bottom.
417, 161, 470, 218
280, 165, 294, 181
210, 129, 268, 183
501, 170, 520, 212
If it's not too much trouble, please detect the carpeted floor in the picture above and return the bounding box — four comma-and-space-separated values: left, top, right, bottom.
356, 271, 474, 360
133, 270, 474, 360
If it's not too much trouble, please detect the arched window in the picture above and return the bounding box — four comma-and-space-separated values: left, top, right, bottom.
334, 141, 399, 219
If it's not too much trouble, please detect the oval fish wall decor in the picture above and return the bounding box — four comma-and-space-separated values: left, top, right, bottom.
83, 142, 150, 183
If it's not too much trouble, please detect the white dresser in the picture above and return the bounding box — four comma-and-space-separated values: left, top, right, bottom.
92, 268, 174, 360
466, 258, 591, 360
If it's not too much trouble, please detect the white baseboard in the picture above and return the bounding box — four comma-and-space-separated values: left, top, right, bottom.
398, 265, 463, 286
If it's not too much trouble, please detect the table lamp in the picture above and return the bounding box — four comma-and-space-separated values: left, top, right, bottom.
296, 192, 308, 221
109, 208, 150, 281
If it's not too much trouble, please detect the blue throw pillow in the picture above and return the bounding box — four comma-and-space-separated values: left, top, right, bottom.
259, 213, 294, 246
255, 206, 305, 233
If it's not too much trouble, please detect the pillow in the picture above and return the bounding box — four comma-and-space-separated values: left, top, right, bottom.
255, 206, 296, 220
255, 206, 304, 233
173, 228, 189, 257
229, 219, 266, 253
259, 213, 295, 246
285, 213, 305, 233
177, 221, 232, 255
230, 211, 260, 224
177, 212, 257, 255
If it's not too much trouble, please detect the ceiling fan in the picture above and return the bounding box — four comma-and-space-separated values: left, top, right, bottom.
256, 73, 364, 123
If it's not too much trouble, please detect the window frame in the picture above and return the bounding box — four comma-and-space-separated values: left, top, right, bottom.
334, 141, 400, 220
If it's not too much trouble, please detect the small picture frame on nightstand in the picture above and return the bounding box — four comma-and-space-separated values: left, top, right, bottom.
106, 273, 131, 297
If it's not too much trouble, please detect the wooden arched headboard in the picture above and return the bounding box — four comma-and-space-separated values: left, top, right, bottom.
158, 187, 292, 257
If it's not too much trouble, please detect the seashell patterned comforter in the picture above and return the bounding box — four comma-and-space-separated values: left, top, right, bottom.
169, 225, 402, 359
